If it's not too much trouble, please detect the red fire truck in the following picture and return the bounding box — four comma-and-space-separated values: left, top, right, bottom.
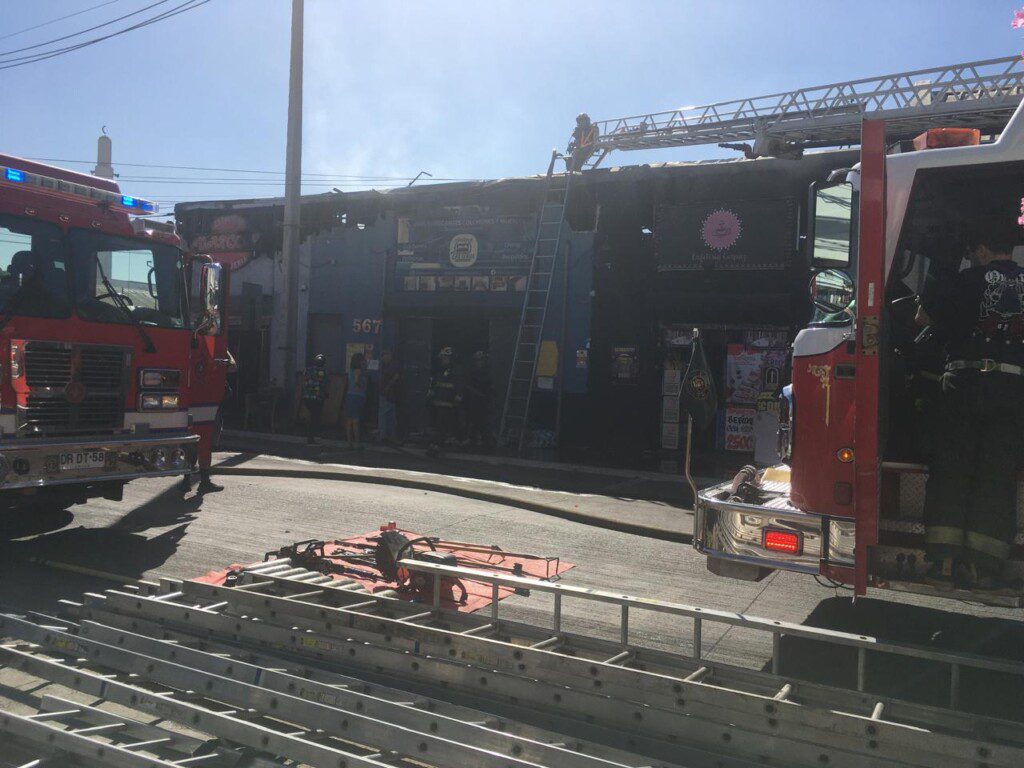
0, 154, 229, 513
694, 99, 1024, 605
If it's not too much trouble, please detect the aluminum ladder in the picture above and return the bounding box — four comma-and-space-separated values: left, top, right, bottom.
583, 55, 1024, 162
5, 559, 1024, 768
499, 149, 574, 451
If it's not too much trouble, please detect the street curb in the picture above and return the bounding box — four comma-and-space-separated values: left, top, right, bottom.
211, 464, 694, 545
221, 429, 715, 487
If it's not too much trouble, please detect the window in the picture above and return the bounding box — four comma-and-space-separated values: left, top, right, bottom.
69, 230, 186, 329
811, 182, 854, 267
0, 214, 70, 319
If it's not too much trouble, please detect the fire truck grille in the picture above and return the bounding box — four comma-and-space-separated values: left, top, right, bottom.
20, 343, 127, 436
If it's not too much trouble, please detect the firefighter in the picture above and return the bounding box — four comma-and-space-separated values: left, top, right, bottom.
303, 353, 330, 445
567, 113, 597, 172
916, 214, 1024, 589
427, 346, 461, 447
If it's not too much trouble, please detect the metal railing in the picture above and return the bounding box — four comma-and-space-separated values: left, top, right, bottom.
403, 559, 1024, 709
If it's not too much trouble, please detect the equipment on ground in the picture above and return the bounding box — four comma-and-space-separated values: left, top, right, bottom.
3, 549, 1024, 767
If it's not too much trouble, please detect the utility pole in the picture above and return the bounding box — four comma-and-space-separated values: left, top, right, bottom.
282, 0, 304, 389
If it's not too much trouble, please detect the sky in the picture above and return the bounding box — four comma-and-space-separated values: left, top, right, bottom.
0, 0, 1021, 214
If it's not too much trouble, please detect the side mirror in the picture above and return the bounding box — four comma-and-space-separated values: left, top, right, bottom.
810, 268, 855, 314
807, 180, 854, 268
199, 262, 223, 336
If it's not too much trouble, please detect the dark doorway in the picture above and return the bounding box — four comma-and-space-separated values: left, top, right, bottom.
432, 316, 490, 364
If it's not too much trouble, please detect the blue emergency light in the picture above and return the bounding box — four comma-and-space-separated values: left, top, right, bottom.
2, 165, 158, 214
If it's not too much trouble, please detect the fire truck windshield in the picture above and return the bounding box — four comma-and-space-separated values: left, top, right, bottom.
0, 214, 72, 320
69, 230, 186, 330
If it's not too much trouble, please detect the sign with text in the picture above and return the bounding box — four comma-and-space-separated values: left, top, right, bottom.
653, 198, 796, 273
395, 207, 534, 292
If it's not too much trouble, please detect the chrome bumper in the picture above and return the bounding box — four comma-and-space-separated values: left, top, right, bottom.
0, 433, 199, 490
694, 480, 856, 574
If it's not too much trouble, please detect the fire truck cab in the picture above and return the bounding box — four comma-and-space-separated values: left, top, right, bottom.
0, 155, 229, 513
695, 100, 1024, 605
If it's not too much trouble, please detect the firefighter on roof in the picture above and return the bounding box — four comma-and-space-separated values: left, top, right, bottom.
916, 212, 1024, 589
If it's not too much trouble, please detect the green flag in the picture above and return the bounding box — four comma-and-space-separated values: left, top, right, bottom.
680, 329, 718, 431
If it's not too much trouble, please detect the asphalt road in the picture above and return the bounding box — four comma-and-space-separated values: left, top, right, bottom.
2, 452, 1024, 716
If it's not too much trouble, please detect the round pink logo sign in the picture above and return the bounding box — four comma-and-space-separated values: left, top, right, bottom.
701, 209, 742, 251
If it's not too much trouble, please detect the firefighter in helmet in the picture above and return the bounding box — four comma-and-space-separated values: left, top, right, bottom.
916, 211, 1024, 589
427, 346, 461, 447
567, 113, 597, 172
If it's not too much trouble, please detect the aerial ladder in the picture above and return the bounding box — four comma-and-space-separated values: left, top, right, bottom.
499, 55, 1024, 448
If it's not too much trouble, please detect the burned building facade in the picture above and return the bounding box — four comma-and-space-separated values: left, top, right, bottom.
175, 149, 853, 466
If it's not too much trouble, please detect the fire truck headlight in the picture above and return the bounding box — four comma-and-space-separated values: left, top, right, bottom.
140, 393, 180, 410
151, 449, 167, 469
171, 448, 186, 468
140, 369, 181, 389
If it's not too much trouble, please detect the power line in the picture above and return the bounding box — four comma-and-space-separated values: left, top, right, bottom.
0, 0, 211, 71
0, 0, 122, 42
26, 157, 481, 182
0, 0, 170, 58
114, 179, 419, 187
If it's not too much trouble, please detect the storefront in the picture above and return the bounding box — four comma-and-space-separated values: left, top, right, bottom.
175, 149, 851, 465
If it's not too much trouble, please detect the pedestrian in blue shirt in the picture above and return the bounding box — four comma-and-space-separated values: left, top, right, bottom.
344, 353, 368, 449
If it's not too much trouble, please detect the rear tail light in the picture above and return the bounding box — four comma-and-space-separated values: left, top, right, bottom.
763, 529, 803, 555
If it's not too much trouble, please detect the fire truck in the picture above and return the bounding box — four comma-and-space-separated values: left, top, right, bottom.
496, 55, 1024, 604
0, 154, 229, 513
679, 65, 1024, 604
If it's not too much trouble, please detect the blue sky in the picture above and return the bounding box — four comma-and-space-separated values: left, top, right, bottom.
0, 0, 1020, 213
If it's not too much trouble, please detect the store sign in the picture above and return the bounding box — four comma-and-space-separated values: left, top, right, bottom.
721, 406, 755, 452
449, 234, 479, 267
395, 207, 533, 293
654, 198, 796, 272
189, 213, 261, 269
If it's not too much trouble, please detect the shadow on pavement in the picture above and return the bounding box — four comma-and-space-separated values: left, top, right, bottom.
776, 597, 1024, 721
0, 485, 204, 614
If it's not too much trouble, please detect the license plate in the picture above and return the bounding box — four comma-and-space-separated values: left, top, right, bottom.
54, 450, 107, 472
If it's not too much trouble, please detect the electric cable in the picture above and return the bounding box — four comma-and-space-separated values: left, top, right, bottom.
0, 0, 211, 71
0, 0, 122, 42
0, 0, 170, 57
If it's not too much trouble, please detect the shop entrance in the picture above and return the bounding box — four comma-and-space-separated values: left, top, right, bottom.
395, 314, 515, 443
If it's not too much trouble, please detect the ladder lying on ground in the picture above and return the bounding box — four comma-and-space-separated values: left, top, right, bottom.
3, 560, 1024, 767
498, 150, 574, 450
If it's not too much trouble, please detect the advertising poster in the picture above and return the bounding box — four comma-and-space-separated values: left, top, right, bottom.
662, 368, 682, 397
661, 422, 680, 450
724, 344, 788, 405
719, 406, 756, 452
662, 395, 680, 423
653, 198, 797, 273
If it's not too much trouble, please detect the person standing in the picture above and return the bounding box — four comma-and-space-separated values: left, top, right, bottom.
378, 349, 401, 443
916, 215, 1024, 589
427, 346, 460, 448
344, 352, 368, 449
302, 353, 329, 445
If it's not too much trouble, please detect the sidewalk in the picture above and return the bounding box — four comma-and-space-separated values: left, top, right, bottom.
211, 450, 694, 542
219, 428, 722, 506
